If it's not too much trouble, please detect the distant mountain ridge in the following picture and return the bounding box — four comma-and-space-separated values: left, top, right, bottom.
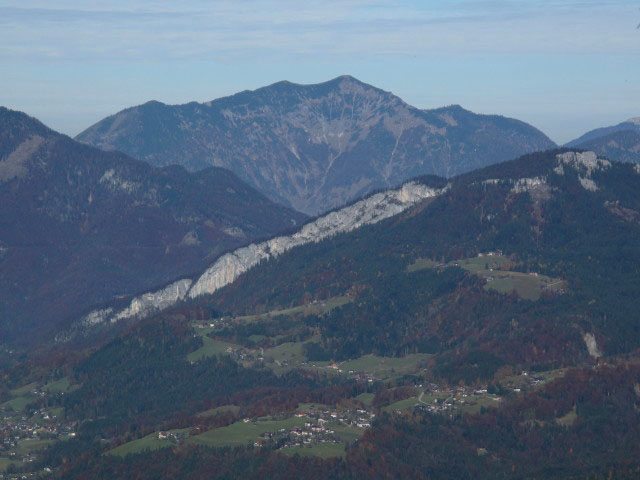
566, 118, 640, 164
76, 75, 556, 214
566, 117, 640, 147
0, 107, 305, 345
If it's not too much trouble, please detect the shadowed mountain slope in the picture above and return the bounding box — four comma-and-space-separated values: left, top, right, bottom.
0, 107, 306, 346
569, 129, 640, 164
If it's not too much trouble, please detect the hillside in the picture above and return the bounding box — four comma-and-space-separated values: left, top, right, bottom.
0, 108, 306, 346
88, 149, 640, 366
76, 76, 555, 214
2, 149, 640, 479
569, 129, 640, 164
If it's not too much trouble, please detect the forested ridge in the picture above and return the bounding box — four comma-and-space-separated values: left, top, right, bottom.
2, 149, 640, 478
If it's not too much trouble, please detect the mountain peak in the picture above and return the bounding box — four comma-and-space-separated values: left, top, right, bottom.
77, 79, 555, 214
626, 117, 640, 126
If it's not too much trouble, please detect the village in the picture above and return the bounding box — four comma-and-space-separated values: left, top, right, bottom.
0, 385, 77, 476
271, 406, 375, 451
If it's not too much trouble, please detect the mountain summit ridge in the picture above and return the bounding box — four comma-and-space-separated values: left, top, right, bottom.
76, 75, 556, 214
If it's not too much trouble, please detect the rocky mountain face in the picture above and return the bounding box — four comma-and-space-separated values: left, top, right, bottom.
76, 76, 555, 214
568, 128, 640, 164
69, 179, 445, 337
0, 108, 305, 345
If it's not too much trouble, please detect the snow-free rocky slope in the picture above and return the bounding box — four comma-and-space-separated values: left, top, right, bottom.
0, 107, 305, 346
72, 179, 445, 336
77, 75, 555, 214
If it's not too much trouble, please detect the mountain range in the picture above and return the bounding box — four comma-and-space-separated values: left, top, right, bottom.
0, 107, 305, 345
76, 76, 556, 214
1, 85, 640, 479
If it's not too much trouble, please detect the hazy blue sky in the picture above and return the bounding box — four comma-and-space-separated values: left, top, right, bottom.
1, 0, 638, 143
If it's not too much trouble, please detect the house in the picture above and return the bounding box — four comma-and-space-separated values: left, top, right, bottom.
158, 431, 168, 440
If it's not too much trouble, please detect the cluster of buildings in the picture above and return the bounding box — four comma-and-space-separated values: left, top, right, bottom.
249, 406, 377, 451
269, 422, 340, 450
157, 431, 185, 443
0, 411, 76, 467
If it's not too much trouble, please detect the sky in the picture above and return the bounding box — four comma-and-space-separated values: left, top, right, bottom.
0, 0, 638, 144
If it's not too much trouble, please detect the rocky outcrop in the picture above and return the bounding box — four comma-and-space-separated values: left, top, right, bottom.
510, 176, 547, 194
189, 181, 442, 299
75, 181, 443, 331
582, 333, 602, 359
556, 151, 610, 191
114, 279, 193, 322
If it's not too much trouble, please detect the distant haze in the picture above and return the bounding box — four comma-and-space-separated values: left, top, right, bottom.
1, 0, 639, 144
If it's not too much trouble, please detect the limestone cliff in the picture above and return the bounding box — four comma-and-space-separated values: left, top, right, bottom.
75, 181, 443, 332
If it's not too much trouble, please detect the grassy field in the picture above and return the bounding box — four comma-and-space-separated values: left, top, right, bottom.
406, 258, 439, 272
456, 394, 502, 414
43, 377, 72, 393
264, 340, 308, 365
330, 424, 364, 444
14, 438, 56, 455
355, 393, 375, 406
281, 441, 346, 458
189, 416, 310, 448
340, 354, 430, 379
383, 396, 420, 412
107, 429, 190, 457
9, 382, 37, 397
0, 457, 20, 472
234, 296, 351, 323
408, 255, 564, 301
555, 406, 577, 426
0, 396, 31, 413
187, 337, 238, 362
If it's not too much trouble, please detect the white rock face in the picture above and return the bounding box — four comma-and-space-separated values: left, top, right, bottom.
482, 179, 500, 185
556, 151, 609, 191
579, 177, 598, 191
113, 279, 193, 322
627, 117, 640, 126
74, 181, 442, 333
99, 168, 141, 194
189, 181, 443, 298
77, 279, 192, 329
81, 308, 113, 327
557, 151, 610, 174
511, 176, 547, 193
582, 332, 602, 358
